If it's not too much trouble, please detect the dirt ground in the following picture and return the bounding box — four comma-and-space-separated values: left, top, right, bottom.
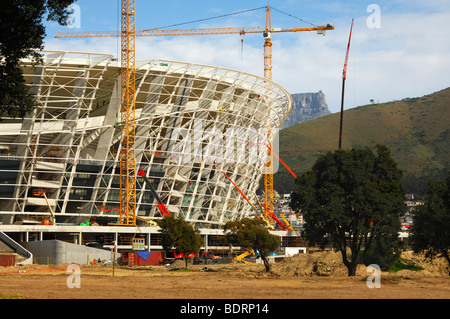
0, 250, 449, 300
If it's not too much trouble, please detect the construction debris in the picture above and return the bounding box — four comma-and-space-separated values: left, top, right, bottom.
271, 250, 450, 277
166, 259, 187, 270
271, 250, 353, 277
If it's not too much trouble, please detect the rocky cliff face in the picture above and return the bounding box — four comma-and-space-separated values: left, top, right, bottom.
281, 91, 331, 129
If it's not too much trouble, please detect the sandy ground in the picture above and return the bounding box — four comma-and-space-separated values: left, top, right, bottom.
0, 251, 449, 300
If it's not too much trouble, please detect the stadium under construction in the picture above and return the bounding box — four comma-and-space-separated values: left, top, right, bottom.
0, 51, 304, 266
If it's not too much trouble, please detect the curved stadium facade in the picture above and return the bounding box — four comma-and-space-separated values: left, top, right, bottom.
0, 51, 292, 229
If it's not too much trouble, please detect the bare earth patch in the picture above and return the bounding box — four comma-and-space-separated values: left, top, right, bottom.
0, 251, 449, 300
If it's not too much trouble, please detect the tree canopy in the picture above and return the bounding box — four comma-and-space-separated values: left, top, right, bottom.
412, 174, 450, 274
157, 215, 204, 269
223, 218, 281, 272
0, 0, 76, 118
291, 145, 406, 276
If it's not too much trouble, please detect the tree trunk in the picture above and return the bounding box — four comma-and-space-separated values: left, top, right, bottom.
347, 262, 357, 276
340, 248, 358, 276
441, 250, 450, 276
260, 254, 271, 272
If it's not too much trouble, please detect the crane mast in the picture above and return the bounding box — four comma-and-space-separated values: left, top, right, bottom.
263, 6, 274, 221
116, 0, 137, 226
263, 6, 273, 81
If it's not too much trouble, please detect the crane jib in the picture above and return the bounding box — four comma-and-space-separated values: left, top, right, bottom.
55, 25, 334, 39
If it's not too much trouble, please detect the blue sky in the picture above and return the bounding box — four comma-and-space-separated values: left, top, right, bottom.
44, 0, 450, 113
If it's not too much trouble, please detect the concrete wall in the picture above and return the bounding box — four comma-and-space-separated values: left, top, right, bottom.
285, 247, 307, 257
22, 240, 117, 265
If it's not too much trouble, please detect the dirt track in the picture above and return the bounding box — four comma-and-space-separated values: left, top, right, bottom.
0, 251, 449, 300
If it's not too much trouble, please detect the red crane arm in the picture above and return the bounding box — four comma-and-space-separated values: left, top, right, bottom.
342, 18, 354, 80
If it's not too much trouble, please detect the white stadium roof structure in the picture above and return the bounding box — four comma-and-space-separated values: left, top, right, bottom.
0, 51, 292, 228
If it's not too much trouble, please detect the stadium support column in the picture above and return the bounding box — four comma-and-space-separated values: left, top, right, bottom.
4, 66, 44, 223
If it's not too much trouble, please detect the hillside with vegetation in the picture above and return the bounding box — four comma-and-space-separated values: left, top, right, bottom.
274, 87, 450, 195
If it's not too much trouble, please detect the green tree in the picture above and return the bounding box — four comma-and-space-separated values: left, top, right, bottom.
291, 145, 406, 276
0, 0, 76, 118
224, 218, 281, 272
412, 175, 450, 275
157, 215, 204, 269
361, 225, 403, 271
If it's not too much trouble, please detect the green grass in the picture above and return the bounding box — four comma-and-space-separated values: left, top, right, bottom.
389, 258, 424, 273
0, 292, 31, 299
168, 267, 194, 272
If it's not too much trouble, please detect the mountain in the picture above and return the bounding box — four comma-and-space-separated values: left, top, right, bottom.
280, 91, 331, 129
275, 87, 450, 195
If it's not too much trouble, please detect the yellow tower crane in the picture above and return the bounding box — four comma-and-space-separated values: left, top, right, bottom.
56, 5, 334, 223
82, 0, 137, 226
117, 0, 137, 226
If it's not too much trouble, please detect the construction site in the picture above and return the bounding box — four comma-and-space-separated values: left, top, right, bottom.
1, 2, 449, 301
0, 4, 317, 269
